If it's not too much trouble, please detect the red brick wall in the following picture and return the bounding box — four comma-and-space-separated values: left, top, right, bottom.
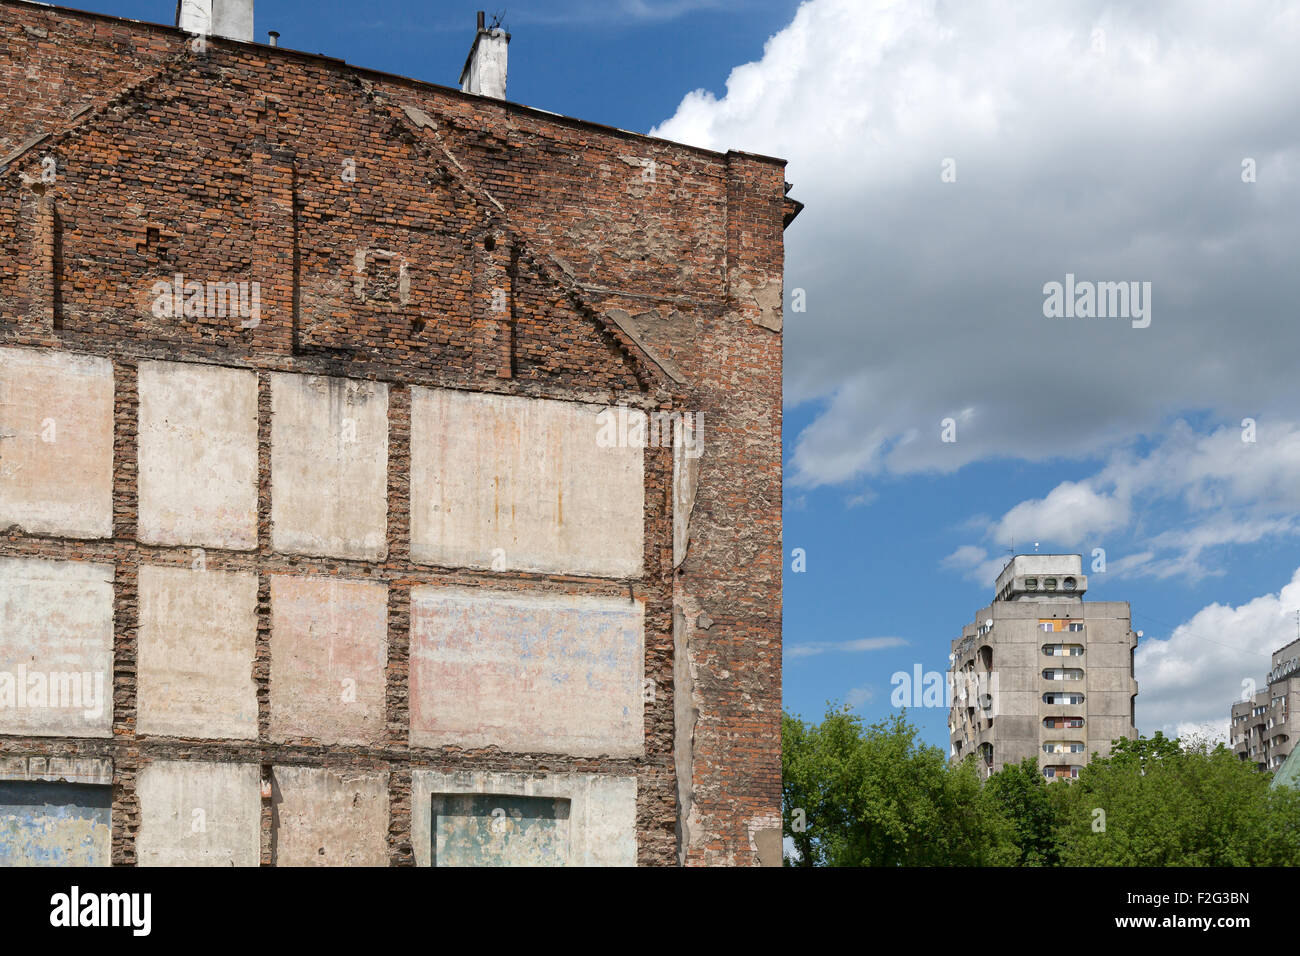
0, 0, 788, 865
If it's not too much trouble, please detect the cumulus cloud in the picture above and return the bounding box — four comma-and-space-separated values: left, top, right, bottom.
940, 544, 1009, 588
653, 0, 1300, 489
992, 481, 1130, 548
949, 420, 1300, 580
845, 685, 875, 709
786, 636, 908, 658
1135, 566, 1300, 738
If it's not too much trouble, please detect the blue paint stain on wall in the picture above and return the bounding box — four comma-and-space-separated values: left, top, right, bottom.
431, 794, 570, 867
0, 782, 111, 867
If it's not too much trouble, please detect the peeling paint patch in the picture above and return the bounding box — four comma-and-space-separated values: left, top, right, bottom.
431, 794, 570, 867
738, 277, 783, 332
411, 770, 636, 867
0, 781, 110, 866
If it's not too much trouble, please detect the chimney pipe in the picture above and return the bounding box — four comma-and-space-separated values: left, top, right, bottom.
267, 30, 279, 46
460, 11, 510, 100
175, 0, 254, 43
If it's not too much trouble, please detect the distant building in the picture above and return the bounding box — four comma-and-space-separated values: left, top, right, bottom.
949, 555, 1140, 779
1230, 638, 1300, 772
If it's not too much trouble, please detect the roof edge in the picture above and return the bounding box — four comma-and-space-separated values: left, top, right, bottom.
3, 0, 790, 168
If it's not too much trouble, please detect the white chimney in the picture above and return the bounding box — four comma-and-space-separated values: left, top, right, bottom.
459, 11, 510, 99
175, 0, 254, 43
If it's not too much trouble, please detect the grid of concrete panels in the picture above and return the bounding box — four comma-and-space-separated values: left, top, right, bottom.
0, 349, 648, 744
0, 349, 645, 575
0, 762, 639, 866
1, 557, 645, 749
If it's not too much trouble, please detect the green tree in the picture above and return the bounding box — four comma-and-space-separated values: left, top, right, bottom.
1052, 733, 1300, 866
980, 757, 1059, 866
782, 706, 1016, 866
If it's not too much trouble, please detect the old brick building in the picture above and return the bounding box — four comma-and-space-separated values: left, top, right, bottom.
0, 0, 796, 865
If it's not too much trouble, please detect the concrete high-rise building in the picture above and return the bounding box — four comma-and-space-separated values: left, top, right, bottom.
1230, 638, 1300, 772
949, 555, 1139, 780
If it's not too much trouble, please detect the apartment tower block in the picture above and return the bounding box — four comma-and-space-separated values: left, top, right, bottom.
949, 555, 1139, 779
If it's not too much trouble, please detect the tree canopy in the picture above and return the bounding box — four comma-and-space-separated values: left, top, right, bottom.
782, 707, 1300, 866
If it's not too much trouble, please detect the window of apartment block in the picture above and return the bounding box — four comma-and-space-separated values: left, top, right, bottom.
1043, 668, 1084, 681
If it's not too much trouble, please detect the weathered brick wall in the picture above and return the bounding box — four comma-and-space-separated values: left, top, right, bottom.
0, 0, 790, 865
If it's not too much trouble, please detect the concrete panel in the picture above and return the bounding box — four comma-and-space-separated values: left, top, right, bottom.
0, 557, 113, 737
409, 388, 643, 578
137, 565, 258, 740
269, 575, 388, 746
411, 770, 636, 867
138, 361, 258, 550
270, 373, 387, 560
0, 756, 113, 786
136, 761, 261, 866
409, 587, 643, 756
0, 347, 113, 538
272, 765, 388, 866
0, 781, 111, 867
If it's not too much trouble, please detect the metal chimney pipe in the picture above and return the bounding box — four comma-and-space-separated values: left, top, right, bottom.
267, 30, 279, 46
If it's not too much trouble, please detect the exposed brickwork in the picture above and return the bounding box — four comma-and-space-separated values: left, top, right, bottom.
0, 0, 791, 865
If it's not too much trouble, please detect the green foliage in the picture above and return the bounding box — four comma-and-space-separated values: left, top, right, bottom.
782, 706, 1016, 866
782, 713, 1300, 867
979, 756, 1059, 866
1052, 735, 1300, 866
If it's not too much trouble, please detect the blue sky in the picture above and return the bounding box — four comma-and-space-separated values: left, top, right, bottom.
80, 0, 802, 133
71, 0, 1300, 751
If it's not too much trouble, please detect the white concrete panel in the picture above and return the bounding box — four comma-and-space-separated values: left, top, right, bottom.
138, 361, 258, 550
137, 565, 258, 740
0, 347, 113, 539
136, 760, 261, 866
269, 575, 387, 746
409, 586, 644, 756
409, 388, 643, 578
0, 557, 113, 737
272, 765, 388, 866
270, 373, 388, 560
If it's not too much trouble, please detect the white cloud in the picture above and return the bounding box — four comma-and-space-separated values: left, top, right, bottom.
948, 420, 1300, 581
787, 636, 908, 658
653, 0, 1300, 490
992, 481, 1129, 548
1135, 566, 1300, 737
941, 544, 1010, 589
845, 685, 874, 708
